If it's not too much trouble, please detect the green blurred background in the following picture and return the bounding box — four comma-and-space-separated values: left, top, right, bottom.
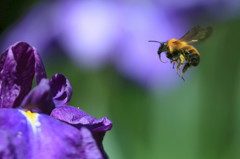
1, 0, 240, 159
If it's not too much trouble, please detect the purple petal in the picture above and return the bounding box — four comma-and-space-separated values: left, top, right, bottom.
79, 127, 108, 159
0, 42, 47, 109
50, 105, 112, 132
0, 109, 29, 159
20, 79, 55, 114
0, 42, 35, 108
50, 74, 72, 106
50, 105, 112, 159
37, 112, 106, 159
0, 109, 107, 159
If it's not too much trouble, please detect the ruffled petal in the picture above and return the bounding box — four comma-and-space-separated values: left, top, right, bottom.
50, 105, 112, 132
50, 74, 72, 106
0, 42, 47, 109
20, 79, 55, 114
0, 109, 106, 159
0, 42, 35, 108
50, 105, 112, 159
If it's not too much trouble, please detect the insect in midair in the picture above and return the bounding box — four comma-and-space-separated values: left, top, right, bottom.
149, 25, 213, 80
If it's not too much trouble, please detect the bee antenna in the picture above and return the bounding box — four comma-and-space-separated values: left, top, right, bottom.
148, 40, 167, 63
148, 40, 162, 44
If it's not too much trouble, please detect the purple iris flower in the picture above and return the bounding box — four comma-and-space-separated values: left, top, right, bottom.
0, 42, 112, 159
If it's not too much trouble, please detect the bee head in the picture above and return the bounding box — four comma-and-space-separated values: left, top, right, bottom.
148, 40, 168, 53
148, 40, 168, 63
158, 42, 168, 53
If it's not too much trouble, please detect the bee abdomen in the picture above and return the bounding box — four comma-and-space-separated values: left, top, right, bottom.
189, 54, 200, 66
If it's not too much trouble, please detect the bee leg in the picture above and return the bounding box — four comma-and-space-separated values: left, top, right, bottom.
176, 54, 186, 80
170, 59, 178, 69
172, 62, 175, 69
182, 63, 191, 74
179, 74, 185, 81
176, 62, 183, 77
178, 64, 186, 81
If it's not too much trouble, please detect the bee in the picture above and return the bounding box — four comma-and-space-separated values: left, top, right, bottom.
149, 25, 213, 80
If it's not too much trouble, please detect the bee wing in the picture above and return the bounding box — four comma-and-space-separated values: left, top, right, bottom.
179, 25, 213, 43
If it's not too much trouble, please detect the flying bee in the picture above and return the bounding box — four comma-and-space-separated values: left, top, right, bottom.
149, 25, 213, 80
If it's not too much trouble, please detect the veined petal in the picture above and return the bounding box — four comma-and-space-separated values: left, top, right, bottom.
0, 42, 35, 108
50, 105, 112, 159
0, 109, 106, 159
0, 42, 47, 109
50, 74, 72, 106
79, 127, 107, 159
0, 109, 30, 159
20, 79, 55, 114
50, 105, 112, 132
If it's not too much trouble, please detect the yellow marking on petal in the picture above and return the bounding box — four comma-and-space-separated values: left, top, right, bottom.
24, 111, 38, 125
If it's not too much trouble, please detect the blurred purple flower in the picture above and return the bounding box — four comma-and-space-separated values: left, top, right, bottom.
0, 42, 112, 159
1, 1, 239, 88
58, 1, 121, 68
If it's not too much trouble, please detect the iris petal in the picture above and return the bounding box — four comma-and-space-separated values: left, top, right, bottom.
0, 42, 47, 109
50, 105, 112, 132
0, 109, 30, 159
0, 109, 106, 159
0, 42, 35, 108
20, 79, 55, 114
50, 105, 112, 159
50, 74, 72, 106
79, 127, 107, 159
